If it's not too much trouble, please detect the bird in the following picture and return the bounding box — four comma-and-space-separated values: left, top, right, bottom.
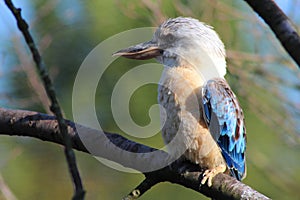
114, 17, 246, 187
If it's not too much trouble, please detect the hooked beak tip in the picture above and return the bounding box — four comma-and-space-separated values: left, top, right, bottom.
112, 50, 124, 57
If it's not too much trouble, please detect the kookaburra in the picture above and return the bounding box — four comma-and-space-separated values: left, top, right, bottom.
114, 17, 246, 186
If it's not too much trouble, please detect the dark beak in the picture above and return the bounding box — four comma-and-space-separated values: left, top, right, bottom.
113, 41, 162, 60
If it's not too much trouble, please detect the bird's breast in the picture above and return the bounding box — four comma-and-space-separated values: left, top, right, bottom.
158, 67, 225, 168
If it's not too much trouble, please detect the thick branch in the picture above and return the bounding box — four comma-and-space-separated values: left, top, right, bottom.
0, 107, 270, 200
244, 0, 300, 67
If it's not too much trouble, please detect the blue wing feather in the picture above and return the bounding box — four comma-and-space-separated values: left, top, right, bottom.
202, 78, 246, 180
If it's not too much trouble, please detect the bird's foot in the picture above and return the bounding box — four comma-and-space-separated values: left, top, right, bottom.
201, 164, 226, 187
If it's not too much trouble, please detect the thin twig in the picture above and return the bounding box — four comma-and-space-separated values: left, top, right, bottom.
3, 1, 85, 199
122, 176, 159, 200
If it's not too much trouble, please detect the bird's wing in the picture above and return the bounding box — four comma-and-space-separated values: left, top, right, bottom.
202, 78, 246, 180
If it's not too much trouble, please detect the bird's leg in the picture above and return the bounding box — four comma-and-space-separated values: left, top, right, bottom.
201, 164, 226, 187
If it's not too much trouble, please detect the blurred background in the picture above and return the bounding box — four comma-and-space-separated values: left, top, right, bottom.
0, 0, 299, 199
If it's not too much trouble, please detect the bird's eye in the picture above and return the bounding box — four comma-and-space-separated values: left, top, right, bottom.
165, 33, 175, 43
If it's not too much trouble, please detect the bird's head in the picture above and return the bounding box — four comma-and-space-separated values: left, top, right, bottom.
114, 17, 227, 78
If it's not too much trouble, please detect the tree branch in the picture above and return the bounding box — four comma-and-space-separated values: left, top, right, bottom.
244, 0, 300, 68
0, 107, 270, 200
3, 0, 85, 199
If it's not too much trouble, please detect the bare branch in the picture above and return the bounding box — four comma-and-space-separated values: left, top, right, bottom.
244, 0, 300, 68
3, 0, 85, 199
0, 107, 271, 200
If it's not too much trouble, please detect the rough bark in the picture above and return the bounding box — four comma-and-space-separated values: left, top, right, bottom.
0, 107, 270, 200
